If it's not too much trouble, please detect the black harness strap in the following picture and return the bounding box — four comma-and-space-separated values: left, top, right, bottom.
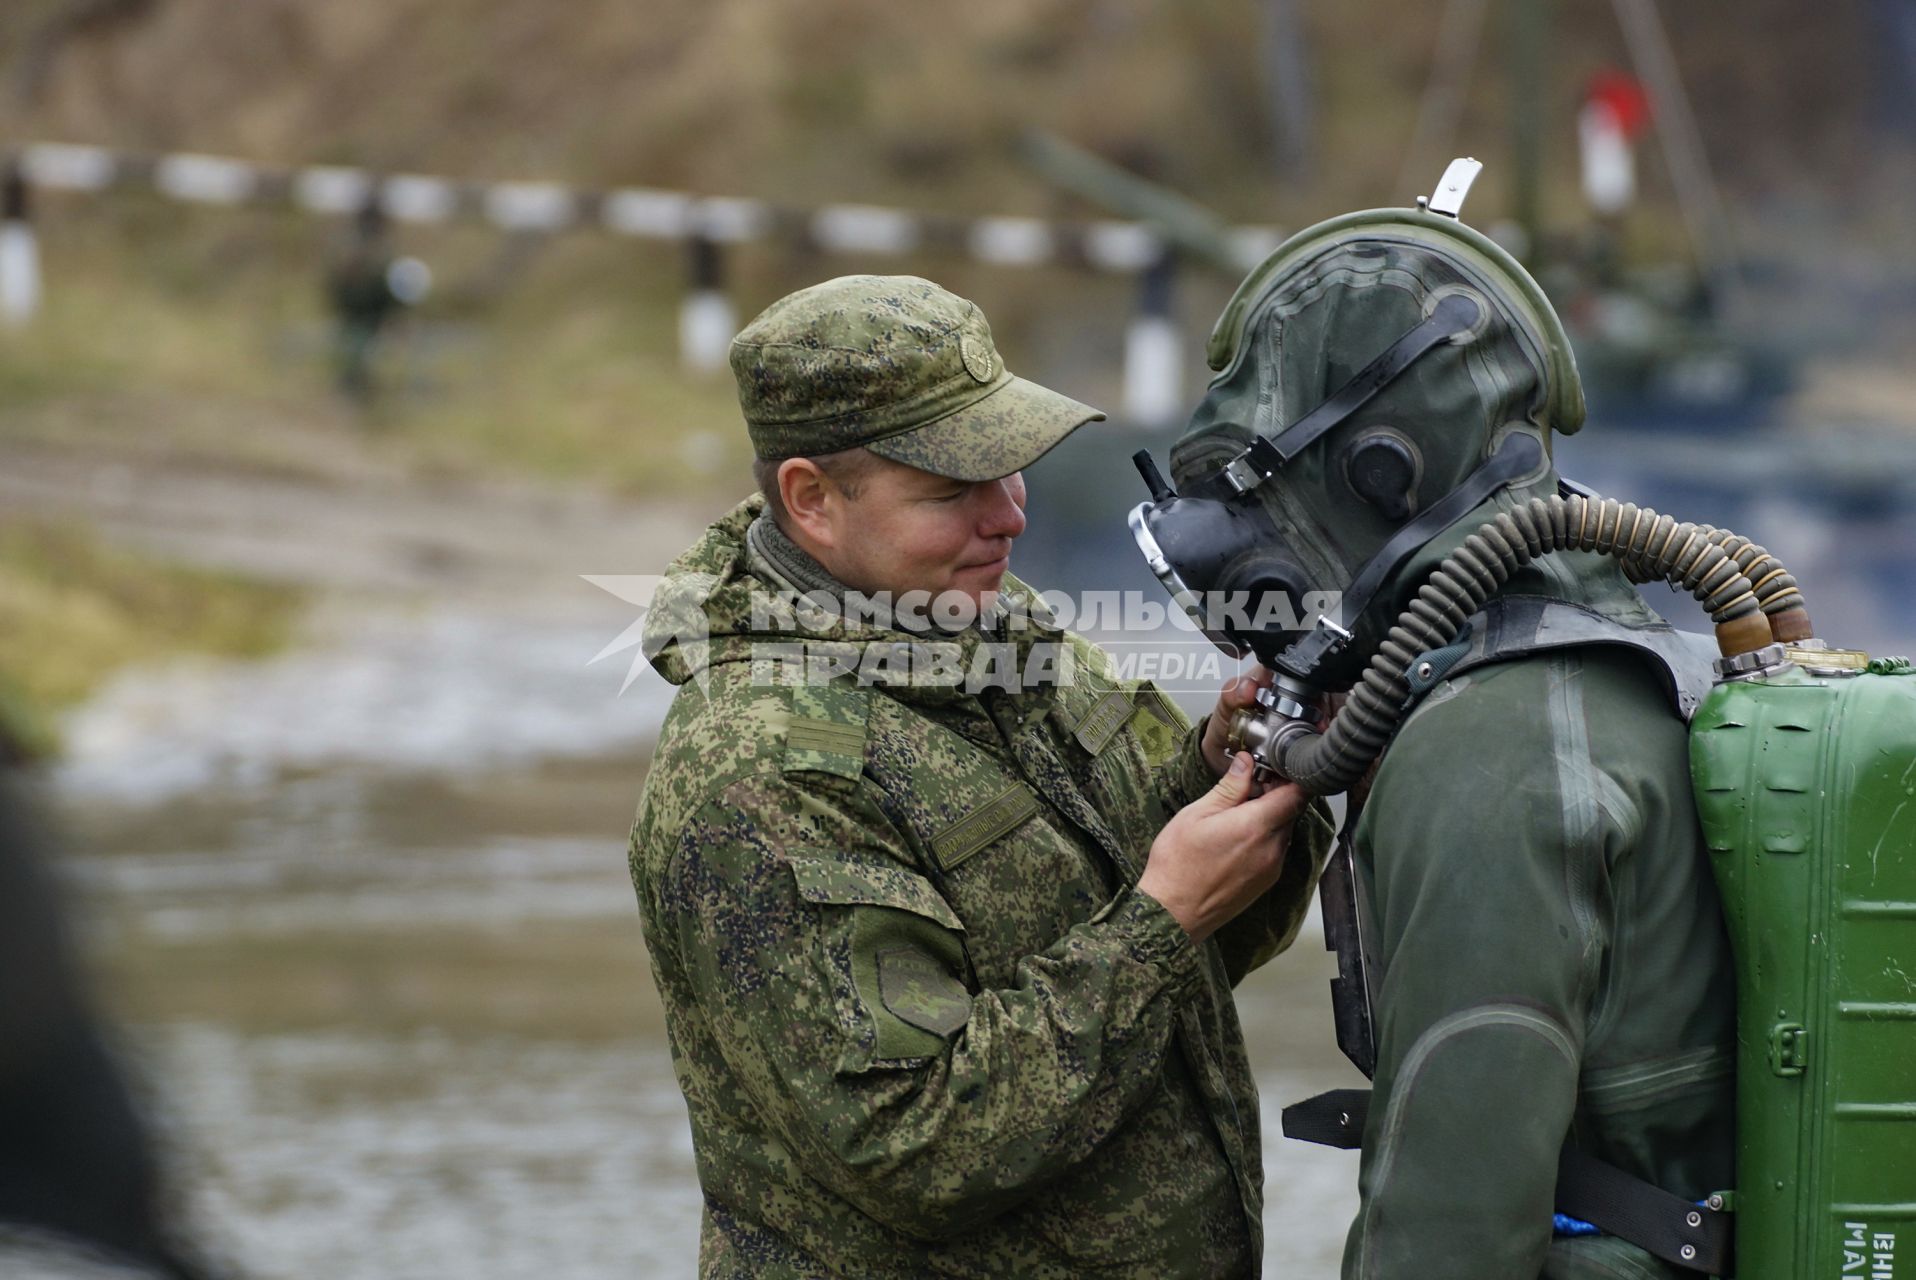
1318, 835, 1379, 1078
1190, 292, 1483, 501
1280, 1088, 1369, 1149
1282, 1087, 1735, 1274
1271, 430, 1545, 678
1555, 1147, 1734, 1274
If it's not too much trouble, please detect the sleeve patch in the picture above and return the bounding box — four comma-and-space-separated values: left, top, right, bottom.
1138, 682, 1188, 729
1129, 703, 1182, 766
877, 945, 973, 1038
851, 905, 971, 1060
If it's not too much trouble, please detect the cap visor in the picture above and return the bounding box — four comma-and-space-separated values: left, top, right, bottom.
864, 375, 1106, 482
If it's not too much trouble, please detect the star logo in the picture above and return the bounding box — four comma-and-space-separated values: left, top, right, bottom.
959, 333, 996, 383
582, 572, 719, 697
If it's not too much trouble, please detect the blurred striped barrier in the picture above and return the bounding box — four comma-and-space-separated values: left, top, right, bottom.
4, 141, 1285, 419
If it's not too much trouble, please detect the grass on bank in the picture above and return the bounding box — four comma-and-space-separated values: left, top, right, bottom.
0, 191, 1218, 494
0, 518, 303, 760
0, 196, 757, 494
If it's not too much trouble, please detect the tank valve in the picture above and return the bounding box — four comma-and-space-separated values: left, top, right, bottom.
1226, 675, 1324, 781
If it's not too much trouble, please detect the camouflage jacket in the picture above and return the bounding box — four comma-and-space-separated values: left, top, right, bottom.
629, 495, 1331, 1279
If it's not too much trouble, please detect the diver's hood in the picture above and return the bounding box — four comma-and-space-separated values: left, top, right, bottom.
1131, 161, 1587, 690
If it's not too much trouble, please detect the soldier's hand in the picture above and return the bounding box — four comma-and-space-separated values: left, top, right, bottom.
1200, 667, 1274, 778
1136, 752, 1307, 942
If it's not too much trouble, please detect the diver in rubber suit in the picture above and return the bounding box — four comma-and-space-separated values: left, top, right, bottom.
1136, 192, 1738, 1278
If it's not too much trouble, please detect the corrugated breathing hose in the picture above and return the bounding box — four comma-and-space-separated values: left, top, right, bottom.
1274, 493, 1792, 795
1623, 525, 1813, 644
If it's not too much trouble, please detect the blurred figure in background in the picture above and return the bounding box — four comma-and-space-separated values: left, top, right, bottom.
325, 198, 409, 406
0, 725, 224, 1280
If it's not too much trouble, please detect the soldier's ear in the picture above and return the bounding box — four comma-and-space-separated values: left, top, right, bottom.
778, 458, 839, 550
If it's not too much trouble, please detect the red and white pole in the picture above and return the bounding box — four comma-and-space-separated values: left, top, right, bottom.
1579, 70, 1652, 216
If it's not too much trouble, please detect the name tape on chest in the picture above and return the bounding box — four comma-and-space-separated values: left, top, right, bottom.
930, 783, 1042, 871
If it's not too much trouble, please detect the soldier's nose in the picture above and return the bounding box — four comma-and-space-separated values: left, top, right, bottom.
978, 479, 1027, 541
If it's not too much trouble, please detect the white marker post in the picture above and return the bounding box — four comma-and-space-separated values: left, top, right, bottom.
0, 164, 41, 328
1123, 253, 1182, 428
679, 236, 735, 377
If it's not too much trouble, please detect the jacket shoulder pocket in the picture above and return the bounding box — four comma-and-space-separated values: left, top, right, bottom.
789, 856, 964, 931
789, 856, 971, 1064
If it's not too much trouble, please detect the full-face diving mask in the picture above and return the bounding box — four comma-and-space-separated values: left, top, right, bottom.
1130, 160, 1585, 698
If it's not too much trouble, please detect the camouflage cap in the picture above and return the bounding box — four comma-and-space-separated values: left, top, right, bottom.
732, 275, 1105, 481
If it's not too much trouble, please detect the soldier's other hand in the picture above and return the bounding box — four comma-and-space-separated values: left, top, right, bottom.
1137, 752, 1306, 943
1200, 666, 1274, 778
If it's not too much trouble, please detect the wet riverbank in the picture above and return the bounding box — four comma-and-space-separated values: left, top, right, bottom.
15, 411, 1914, 1277
35, 729, 1360, 1278
0, 447, 1361, 1274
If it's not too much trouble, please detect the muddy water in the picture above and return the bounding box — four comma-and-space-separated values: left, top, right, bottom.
25, 599, 1362, 1279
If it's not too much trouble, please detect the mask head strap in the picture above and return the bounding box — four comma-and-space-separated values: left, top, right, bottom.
1190, 291, 1482, 502
1268, 430, 1546, 680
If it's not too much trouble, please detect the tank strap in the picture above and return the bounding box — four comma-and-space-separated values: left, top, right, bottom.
1278, 1087, 1369, 1149
1410, 593, 1717, 722
1553, 1147, 1734, 1275
1280, 1088, 1736, 1274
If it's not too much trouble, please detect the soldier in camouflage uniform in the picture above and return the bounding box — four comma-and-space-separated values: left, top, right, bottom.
629, 275, 1334, 1278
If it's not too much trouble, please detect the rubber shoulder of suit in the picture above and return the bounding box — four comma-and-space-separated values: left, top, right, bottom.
1405, 593, 1715, 725
1360, 652, 1581, 869
1385, 647, 1684, 811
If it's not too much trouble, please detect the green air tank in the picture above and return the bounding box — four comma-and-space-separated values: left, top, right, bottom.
1690, 654, 1916, 1279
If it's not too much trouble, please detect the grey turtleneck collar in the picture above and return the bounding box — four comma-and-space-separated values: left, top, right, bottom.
746, 510, 844, 601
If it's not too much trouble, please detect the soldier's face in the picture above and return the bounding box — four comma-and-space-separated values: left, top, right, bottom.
830, 458, 1028, 611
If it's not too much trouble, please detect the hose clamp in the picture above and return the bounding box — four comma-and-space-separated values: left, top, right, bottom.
1257, 674, 1321, 725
